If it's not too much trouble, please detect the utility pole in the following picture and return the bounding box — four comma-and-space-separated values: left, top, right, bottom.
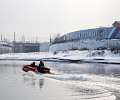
50, 34, 51, 43
1, 34, 2, 41
36, 36, 37, 42
13, 32, 15, 53
14, 32, 15, 42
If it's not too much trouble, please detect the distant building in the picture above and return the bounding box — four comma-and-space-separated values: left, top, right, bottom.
14, 42, 40, 53
49, 21, 120, 51
51, 21, 120, 44
112, 21, 120, 27
14, 42, 50, 53
40, 42, 50, 52
0, 41, 12, 54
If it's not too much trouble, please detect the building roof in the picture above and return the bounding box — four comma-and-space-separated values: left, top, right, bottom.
113, 21, 120, 25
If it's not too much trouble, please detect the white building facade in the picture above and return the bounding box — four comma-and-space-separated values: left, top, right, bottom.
40, 42, 50, 52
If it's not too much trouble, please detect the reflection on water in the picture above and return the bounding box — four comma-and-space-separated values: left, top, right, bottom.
23, 77, 36, 88
48, 62, 120, 77
39, 79, 44, 89
23, 77, 44, 89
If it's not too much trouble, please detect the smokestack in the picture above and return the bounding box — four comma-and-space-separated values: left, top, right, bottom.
14, 32, 15, 42
50, 34, 51, 43
13, 32, 15, 53
36, 36, 37, 42
1, 34, 2, 41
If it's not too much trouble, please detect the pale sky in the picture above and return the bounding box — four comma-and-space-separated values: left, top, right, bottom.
0, 0, 120, 42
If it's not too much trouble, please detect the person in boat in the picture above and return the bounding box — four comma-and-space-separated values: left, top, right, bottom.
39, 61, 44, 67
30, 62, 36, 68
37, 61, 45, 73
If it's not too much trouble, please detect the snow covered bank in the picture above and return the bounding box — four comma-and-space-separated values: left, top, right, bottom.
0, 50, 120, 64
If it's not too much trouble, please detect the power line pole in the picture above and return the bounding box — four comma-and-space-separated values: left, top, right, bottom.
36, 36, 37, 42
13, 32, 15, 53
1, 34, 2, 41
50, 34, 51, 43
14, 32, 15, 42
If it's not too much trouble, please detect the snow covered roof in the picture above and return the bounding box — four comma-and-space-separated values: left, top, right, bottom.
113, 21, 120, 24
116, 21, 120, 23
112, 21, 120, 27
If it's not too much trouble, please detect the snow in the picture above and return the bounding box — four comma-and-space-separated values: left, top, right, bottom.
0, 50, 120, 64
49, 39, 120, 51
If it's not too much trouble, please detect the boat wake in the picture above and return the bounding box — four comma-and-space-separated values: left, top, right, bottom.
23, 71, 120, 99
44, 73, 120, 99
44, 74, 90, 81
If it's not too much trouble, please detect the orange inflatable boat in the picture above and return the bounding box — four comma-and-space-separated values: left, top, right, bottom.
22, 65, 51, 74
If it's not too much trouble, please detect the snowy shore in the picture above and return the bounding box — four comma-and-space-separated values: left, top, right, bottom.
0, 50, 120, 64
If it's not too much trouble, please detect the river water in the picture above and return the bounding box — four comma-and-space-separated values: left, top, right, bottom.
0, 60, 120, 100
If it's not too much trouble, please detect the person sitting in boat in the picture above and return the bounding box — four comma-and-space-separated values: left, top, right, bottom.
40, 61, 44, 66
30, 62, 36, 68
37, 61, 45, 73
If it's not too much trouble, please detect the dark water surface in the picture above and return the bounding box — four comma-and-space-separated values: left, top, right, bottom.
0, 60, 120, 100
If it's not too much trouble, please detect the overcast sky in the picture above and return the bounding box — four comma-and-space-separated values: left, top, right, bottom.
0, 0, 120, 42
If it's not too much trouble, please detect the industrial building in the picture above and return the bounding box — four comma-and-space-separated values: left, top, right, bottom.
52, 21, 120, 44
13, 42, 50, 53
0, 41, 12, 54
14, 42, 40, 53
49, 21, 120, 51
